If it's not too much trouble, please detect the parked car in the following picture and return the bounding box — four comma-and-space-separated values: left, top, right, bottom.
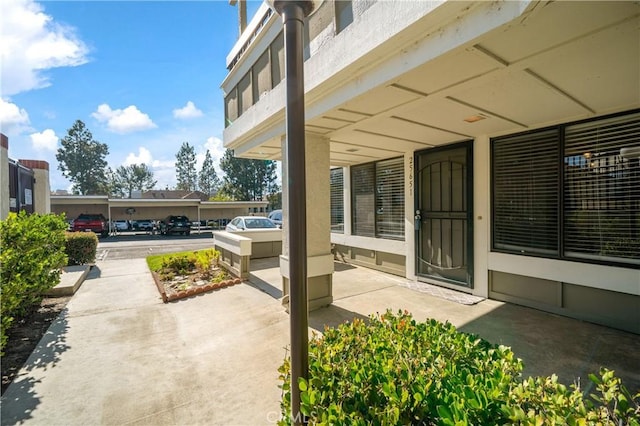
267, 209, 283, 228
135, 219, 155, 232
159, 215, 191, 236
72, 213, 109, 237
113, 220, 130, 231
226, 216, 278, 231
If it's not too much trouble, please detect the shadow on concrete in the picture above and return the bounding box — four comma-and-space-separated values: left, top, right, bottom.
247, 274, 282, 299
249, 257, 280, 271
457, 303, 640, 394
309, 305, 369, 333
1, 310, 70, 425
85, 265, 101, 280
334, 261, 356, 272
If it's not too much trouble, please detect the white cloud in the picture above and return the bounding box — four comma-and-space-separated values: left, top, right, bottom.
173, 101, 203, 119
92, 103, 157, 134
0, 0, 89, 96
0, 98, 30, 132
120, 146, 175, 189
30, 128, 58, 151
124, 146, 153, 166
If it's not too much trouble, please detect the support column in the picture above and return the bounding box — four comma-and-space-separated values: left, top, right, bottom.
280, 133, 334, 311
0, 134, 9, 220
19, 160, 51, 214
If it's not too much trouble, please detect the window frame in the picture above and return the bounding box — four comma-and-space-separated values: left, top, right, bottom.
330, 167, 344, 233
491, 109, 640, 269
351, 157, 405, 241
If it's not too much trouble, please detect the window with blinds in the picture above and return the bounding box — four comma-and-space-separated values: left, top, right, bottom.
351, 157, 405, 240
330, 168, 344, 233
564, 112, 640, 265
375, 157, 405, 239
352, 163, 375, 237
491, 109, 639, 268
492, 130, 559, 255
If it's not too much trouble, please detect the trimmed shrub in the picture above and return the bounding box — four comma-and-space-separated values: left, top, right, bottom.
278, 310, 640, 425
65, 231, 98, 265
0, 212, 68, 354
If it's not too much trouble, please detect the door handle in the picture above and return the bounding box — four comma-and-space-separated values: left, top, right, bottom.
414, 210, 422, 230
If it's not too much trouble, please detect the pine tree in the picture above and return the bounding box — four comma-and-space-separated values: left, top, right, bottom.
219, 149, 279, 201
56, 120, 109, 195
198, 150, 220, 197
175, 142, 197, 191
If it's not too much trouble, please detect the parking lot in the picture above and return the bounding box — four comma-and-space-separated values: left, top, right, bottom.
97, 230, 217, 260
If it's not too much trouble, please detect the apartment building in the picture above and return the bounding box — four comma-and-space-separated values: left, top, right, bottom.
221, 1, 639, 333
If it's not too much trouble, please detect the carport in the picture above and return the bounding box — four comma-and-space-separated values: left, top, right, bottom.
51, 195, 270, 231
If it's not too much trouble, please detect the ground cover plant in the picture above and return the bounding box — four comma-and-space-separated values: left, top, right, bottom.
146, 249, 238, 301
278, 310, 640, 425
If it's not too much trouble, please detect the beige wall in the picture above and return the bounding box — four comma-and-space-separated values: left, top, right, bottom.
0, 134, 8, 220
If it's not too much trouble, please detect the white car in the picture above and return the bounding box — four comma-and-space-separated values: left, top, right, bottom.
113, 220, 129, 231
226, 216, 278, 231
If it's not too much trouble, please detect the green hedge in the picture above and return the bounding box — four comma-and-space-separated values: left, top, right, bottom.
65, 232, 98, 265
0, 211, 68, 353
278, 310, 639, 425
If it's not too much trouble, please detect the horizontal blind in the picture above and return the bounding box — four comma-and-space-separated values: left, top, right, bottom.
351, 163, 375, 237
376, 157, 405, 240
330, 168, 344, 233
564, 112, 640, 265
492, 129, 559, 255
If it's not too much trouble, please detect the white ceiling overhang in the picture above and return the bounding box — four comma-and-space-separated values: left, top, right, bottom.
232, 1, 640, 166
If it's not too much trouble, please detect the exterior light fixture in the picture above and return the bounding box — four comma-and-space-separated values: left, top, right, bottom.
463, 113, 488, 123
265, 1, 316, 424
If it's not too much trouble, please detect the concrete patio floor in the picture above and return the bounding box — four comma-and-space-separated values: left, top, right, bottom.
1, 257, 638, 425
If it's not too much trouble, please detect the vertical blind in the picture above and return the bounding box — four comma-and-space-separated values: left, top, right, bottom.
330, 168, 344, 232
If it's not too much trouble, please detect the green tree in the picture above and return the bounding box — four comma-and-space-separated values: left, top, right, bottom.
175, 142, 197, 191
267, 191, 282, 210
198, 150, 220, 197
219, 149, 280, 201
56, 120, 109, 195
113, 164, 157, 198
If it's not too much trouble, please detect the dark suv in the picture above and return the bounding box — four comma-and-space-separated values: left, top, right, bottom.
159, 215, 191, 236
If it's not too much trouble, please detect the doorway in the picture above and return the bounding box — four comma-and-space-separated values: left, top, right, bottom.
415, 142, 473, 287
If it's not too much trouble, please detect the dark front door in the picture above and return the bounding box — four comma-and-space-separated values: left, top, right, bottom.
416, 142, 473, 287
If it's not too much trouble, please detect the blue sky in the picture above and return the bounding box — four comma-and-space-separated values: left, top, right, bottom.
1, 0, 262, 192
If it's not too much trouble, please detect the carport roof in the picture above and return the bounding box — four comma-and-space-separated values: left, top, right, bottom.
51, 195, 268, 209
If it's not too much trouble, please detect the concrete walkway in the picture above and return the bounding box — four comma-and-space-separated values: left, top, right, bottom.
2, 257, 639, 425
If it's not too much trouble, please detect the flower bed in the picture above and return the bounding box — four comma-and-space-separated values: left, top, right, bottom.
147, 249, 242, 303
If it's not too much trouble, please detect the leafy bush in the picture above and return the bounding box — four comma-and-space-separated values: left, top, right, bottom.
278, 310, 640, 425
149, 249, 221, 280
160, 254, 195, 277
0, 212, 68, 354
65, 232, 98, 265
